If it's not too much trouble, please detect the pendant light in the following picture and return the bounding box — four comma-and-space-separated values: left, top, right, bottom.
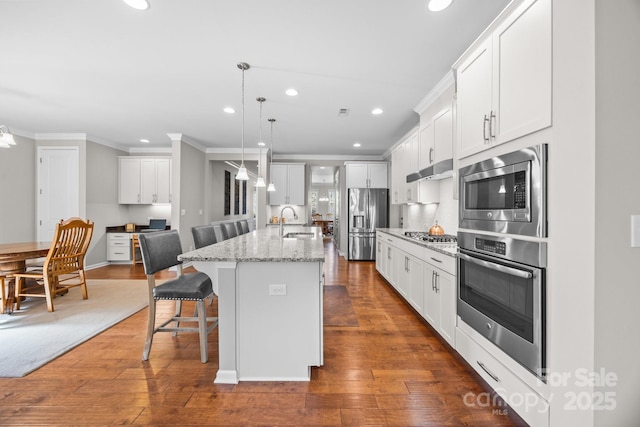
267, 118, 276, 192
235, 62, 250, 181
254, 97, 266, 187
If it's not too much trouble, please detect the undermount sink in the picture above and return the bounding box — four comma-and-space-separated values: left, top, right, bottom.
283, 232, 315, 239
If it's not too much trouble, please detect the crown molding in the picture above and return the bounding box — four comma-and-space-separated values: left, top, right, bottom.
273, 154, 386, 161
413, 71, 455, 116
34, 132, 87, 141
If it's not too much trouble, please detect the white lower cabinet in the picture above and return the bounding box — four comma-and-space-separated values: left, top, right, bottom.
456, 325, 550, 427
107, 233, 131, 261
423, 248, 456, 347
375, 231, 456, 348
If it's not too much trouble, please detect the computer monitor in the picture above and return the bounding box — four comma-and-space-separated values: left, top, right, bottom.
148, 219, 166, 230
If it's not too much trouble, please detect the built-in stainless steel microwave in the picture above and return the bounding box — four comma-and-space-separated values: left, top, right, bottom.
459, 144, 547, 237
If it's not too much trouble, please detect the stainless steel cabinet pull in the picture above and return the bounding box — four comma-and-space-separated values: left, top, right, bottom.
477, 361, 500, 383
429, 147, 434, 164
430, 257, 442, 263
458, 253, 533, 279
434, 272, 439, 293
483, 114, 490, 143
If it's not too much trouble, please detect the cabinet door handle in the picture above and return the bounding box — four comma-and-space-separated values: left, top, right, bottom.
477, 361, 500, 383
430, 257, 443, 264
429, 147, 434, 164
434, 272, 439, 293
483, 114, 490, 143
489, 110, 496, 139
137, 194, 140, 203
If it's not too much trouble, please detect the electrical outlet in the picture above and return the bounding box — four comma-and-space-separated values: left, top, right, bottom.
269, 284, 287, 296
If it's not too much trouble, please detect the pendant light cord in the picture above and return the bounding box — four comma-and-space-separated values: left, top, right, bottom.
241, 66, 245, 165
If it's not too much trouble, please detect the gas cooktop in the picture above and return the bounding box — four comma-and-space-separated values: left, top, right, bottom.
403, 231, 457, 243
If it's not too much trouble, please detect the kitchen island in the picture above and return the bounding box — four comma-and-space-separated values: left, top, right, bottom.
179, 226, 325, 384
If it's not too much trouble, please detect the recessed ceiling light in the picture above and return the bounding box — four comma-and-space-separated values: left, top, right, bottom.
427, 0, 453, 12
257, 141, 266, 147
353, 143, 361, 148
122, 0, 150, 10
224, 107, 235, 114
285, 88, 299, 97
371, 108, 383, 115
140, 138, 150, 143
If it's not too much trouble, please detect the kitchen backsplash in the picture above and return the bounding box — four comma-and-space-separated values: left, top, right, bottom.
402, 178, 458, 234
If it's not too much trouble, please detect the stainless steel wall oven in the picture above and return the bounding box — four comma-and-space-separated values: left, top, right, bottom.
459, 144, 547, 237
457, 231, 547, 379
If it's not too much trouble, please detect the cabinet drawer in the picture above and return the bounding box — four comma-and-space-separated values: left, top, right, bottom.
456, 327, 549, 427
424, 247, 455, 274
396, 237, 425, 259
108, 246, 131, 261
108, 233, 131, 241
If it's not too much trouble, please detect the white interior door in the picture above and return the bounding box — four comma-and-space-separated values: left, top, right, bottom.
37, 147, 80, 242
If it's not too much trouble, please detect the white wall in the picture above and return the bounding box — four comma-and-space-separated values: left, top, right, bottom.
402, 178, 457, 234
0, 134, 36, 243
85, 141, 129, 265
594, 1, 640, 426
177, 141, 206, 252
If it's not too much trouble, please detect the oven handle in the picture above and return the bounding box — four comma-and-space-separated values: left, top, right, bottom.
458, 252, 533, 279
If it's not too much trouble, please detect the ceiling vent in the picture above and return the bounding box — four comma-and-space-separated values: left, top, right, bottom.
338, 108, 349, 117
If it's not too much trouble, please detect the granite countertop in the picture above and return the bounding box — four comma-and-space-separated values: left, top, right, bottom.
376, 228, 458, 258
179, 226, 325, 263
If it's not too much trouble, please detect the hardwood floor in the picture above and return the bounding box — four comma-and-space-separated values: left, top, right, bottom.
0, 240, 527, 426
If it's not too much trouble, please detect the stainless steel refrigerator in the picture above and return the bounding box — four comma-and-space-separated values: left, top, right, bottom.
347, 188, 388, 260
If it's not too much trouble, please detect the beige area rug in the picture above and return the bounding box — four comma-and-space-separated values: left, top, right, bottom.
0, 279, 148, 377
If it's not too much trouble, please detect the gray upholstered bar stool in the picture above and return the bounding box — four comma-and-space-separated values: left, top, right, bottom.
138, 230, 218, 363
221, 221, 238, 239
211, 223, 226, 242
191, 225, 219, 306
238, 219, 250, 234
191, 225, 217, 249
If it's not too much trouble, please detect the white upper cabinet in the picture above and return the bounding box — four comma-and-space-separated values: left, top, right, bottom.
418, 121, 435, 170
455, 0, 551, 159
346, 162, 388, 189
419, 106, 453, 168
433, 107, 453, 163
118, 157, 171, 205
154, 158, 172, 204
269, 163, 305, 205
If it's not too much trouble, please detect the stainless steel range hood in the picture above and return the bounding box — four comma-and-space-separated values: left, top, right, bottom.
406, 158, 454, 183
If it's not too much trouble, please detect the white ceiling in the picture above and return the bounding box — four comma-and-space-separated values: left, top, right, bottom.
0, 0, 510, 157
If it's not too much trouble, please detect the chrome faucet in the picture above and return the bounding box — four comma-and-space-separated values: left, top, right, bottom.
279, 206, 299, 236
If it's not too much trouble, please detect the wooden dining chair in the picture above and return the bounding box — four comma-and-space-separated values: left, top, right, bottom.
131, 234, 142, 265
0, 276, 6, 314
13, 217, 94, 313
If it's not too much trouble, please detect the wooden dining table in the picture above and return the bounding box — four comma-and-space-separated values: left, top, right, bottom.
0, 241, 51, 314
311, 219, 333, 236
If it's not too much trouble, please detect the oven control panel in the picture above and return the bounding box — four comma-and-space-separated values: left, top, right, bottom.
475, 238, 506, 256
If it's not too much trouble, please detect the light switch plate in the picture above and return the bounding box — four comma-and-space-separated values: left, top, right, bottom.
631, 215, 640, 247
